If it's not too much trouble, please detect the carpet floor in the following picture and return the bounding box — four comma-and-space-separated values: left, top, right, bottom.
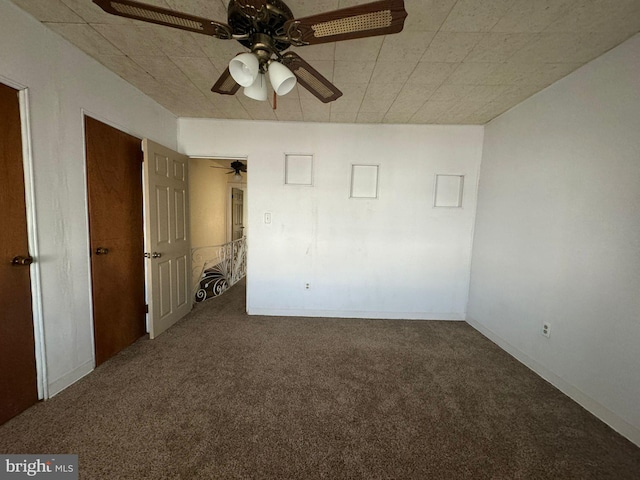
1, 279, 639, 479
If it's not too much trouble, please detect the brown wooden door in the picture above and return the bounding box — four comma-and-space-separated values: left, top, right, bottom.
0, 83, 38, 425
85, 117, 146, 366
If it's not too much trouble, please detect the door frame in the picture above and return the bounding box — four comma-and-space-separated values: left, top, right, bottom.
186, 154, 248, 314
0, 75, 47, 400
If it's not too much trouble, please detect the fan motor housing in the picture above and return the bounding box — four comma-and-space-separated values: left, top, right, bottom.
228, 0, 294, 52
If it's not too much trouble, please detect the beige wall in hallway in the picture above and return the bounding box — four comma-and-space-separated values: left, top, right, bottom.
189, 158, 229, 249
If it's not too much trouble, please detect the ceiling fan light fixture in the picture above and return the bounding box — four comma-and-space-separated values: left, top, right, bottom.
229, 52, 259, 87
243, 72, 268, 101
268, 61, 297, 96
94, 0, 410, 107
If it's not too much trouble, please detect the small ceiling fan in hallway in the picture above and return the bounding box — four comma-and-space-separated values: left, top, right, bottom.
210, 160, 247, 181
93, 0, 408, 103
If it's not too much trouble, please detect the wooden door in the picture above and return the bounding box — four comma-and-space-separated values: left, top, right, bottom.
232, 188, 244, 240
142, 139, 191, 339
0, 83, 38, 424
85, 117, 146, 366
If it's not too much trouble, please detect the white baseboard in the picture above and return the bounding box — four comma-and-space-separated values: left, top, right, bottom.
466, 316, 640, 447
248, 307, 465, 321
47, 360, 94, 398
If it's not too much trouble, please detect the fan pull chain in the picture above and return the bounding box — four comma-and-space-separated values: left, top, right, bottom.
273, 91, 277, 110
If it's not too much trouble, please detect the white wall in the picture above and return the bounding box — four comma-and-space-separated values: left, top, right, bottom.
468, 34, 640, 445
0, 0, 177, 396
179, 119, 483, 319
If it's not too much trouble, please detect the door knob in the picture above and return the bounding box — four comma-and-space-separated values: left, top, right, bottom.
11, 255, 34, 266
95, 247, 109, 255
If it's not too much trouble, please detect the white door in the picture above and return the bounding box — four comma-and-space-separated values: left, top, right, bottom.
142, 139, 191, 339
232, 188, 244, 240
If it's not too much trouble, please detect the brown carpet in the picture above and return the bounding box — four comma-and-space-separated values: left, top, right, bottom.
1, 279, 639, 479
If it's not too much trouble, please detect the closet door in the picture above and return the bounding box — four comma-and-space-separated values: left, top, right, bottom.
0, 82, 38, 424
85, 116, 146, 366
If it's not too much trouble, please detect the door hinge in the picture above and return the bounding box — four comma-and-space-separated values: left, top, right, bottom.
144, 304, 149, 313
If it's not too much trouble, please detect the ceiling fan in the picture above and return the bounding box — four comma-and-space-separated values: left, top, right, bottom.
210, 160, 247, 180
93, 0, 408, 103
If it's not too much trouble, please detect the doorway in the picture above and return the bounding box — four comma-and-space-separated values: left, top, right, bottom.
189, 157, 247, 303
0, 82, 38, 424
85, 116, 146, 366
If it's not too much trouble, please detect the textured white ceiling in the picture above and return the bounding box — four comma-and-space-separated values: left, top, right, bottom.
10, 0, 640, 124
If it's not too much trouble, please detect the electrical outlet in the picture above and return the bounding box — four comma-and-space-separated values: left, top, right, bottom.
542, 322, 551, 338
305, 283, 310, 290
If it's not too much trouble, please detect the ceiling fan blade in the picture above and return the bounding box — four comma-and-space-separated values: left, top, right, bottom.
92, 0, 233, 38
211, 68, 241, 96
281, 52, 342, 103
283, 0, 407, 46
